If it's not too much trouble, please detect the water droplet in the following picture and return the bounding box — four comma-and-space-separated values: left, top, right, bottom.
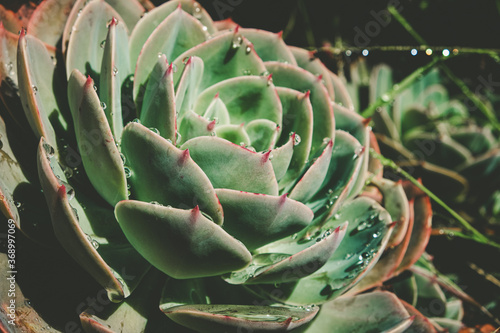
50, 55, 57, 65
267, 75, 273, 86
245, 45, 252, 54
150, 201, 161, 206
149, 127, 160, 135
100, 40, 106, 48
100, 101, 107, 110
172, 63, 178, 73
345, 50, 352, 56
124, 167, 132, 178
242, 69, 252, 75
247, 146, 256, 152
425, 48, 433, 56
411, 48, 418, 56
381, 94, 390, 102
372, 230, 381, 238
32, 85, 38, 94
92, 240, 99, 249
158, 52, 164, 58
93, 85, 97, 92
120, 153, 126, 164
24, 299, 32, 308
452, 48, 459, 55
362, 49, 369, 56
192, 3, 202, 19
210, 132, 216, 136
112, 66, 118, 76
202, 25, 208, 31
442, 49, 450, 57
268, 152, 274, 160
231, 35, 243, 49
260, 70, 270, 77
42, 142, 55, 158
182, 57, 190, 64
131, 118, 141, 124
293, 134, 301, 146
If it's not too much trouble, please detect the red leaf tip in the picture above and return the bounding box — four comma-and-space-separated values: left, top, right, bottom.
178, 149, 190, 165
214, 92, 220, 99
109, 17, 118, 27
234, 25, 240, 33
261, 150, 272, 163
303, 90, 311, 99
362, 117, 372, 126
276, 31, 283, 38
207, 120, 216, 131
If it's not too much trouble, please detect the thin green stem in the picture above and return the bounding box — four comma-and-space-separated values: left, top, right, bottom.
316, 45, 500, 57
360, 56, 443, 118
370, 149, 500, 250
388, 5, 500, 133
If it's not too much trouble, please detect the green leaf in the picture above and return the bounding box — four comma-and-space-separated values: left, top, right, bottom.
289, 139, 333, 203
121, 122, 223, 225
133, 7, 208, 107
265, 61, 334, 157
245, 119, 280, 152
270, 134, 295, 182
180, 136, 279, 195
27, 0, 76, 47
253, 197, 393, 304
72, 75, 128, 205
0, 23, 18, 87
65, 0, 123, 79
17, 31, 60, 149
162, 304, 319, 333
178, 110, 215, 144
37, 138, 149, 302
214, 124, 251, 147
175, 56, 204, 120
240, 28, 297, 65
224, 223, 346, 285
99, 17, 130, 140
193, 75, 282, 128
275, 87, 313, 190
216, 189, 313, 251
139, 55, 177, 143
299, 291, 414, 333
171, 29, 267, 91
129, 0, 215, 68
115, 200, 252, 278
200, 93, 230, 125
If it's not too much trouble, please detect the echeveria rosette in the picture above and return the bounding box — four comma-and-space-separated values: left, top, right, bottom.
367, 65, 500, 210
0, 0, 436, 332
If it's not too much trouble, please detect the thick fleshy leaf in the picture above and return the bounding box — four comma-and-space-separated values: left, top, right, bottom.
329, 72, 354, 110
65, 0, 124, 79
201, 93, 230, 125
139, 56, 176, 142
0, 4, 32, 34
450, 125, 495, 156
305, 130, 365, 219
266, 61, 334, 156
172, 29, 267, 91
194, 75, 282, 127
288, 45, 334, 97
371, 178, 410, 247
400, 299, 438, 333
181, 136, 279, 195
129, 0, 215, 67
72, 76, 127, 206
276, 87, 313, 189
298, 292, 414, 333
67, 69, 87, 129
174, 56, 204, 120
80, 271, 161, 333
252, 197, 393, 304
99, 17, 130, 140
17, 31, 60, 148
160, 278, 209, 311
115, 201, 252, 278
289, 139, 333, 203
241, 28, 297, 65
178, 110, 215, 144
270, 134, 295, 181
0, 23, 18, 87
245, 119, 280, 151
225, 223, 346, 285
162, 304, 319, 333
133, 7, 208, 106
395, 181, 432, 274
27, 0, 76, 47
37, 137, 150, 302
121, 122, 223, 225
216, 189, 313, 251
214, 124, 251, 146
103, 0, 144, 33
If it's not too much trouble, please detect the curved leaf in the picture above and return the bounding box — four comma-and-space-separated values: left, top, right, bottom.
121, 122, 223, 225
115, 200, 252, 278
181, 136, 279, 195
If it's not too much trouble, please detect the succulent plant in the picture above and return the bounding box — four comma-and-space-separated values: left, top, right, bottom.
364, 64, 500, 216
0, 0, 445, 331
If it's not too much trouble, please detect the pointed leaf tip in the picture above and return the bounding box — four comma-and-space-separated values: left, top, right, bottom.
207, 120, 216, 131
191, 205, 200, 222
234, 25, 240, 33
303, 90, 311, 99
109, 17, 118, 27
316, 74, 323, 81
362, 117, 372, 126
277, 31, 283, 38
262, 150, 272, 164
166, 63, 174, 76
214, 92, 220, 99
178, 149, 190, 165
